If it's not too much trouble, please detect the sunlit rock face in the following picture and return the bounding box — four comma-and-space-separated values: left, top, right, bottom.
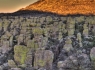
20, 0, 95, 15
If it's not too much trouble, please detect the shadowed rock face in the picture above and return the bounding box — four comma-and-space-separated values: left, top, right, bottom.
20, 0, 95, 15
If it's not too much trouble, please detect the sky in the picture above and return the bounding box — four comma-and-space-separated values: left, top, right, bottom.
0, 0, 38, 13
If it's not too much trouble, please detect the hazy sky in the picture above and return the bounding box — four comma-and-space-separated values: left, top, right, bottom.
0, 0, 38, 13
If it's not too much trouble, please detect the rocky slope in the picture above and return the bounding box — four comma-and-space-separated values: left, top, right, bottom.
21, 0, 95, 15
0, 14, 95, 70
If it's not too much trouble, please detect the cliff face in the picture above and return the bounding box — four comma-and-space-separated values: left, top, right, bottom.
20, 0, 95, 15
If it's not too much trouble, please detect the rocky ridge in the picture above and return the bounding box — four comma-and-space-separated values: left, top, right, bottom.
20, 0, 95, 15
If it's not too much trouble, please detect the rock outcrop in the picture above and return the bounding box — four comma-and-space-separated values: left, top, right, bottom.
0, 14, 95, 70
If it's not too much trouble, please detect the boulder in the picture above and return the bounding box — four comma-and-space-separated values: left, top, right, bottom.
13, 28, 20, 36
34, 48, 54, 70
1, 41, 11, 54
83, 28, 89, 37
46, 16, 53, 22
8, 60, 17, 68
77, 33, 83, 47
14, 45, 28, 65
9, 36, 14, 47
3, 22, 10, 32
63, 37, 74, 54
59, 31, 62, 40
1, 63, 9, 70
25, 50, 33, 65
67, 28, 75, 37
27, 39, 39, 50
58, 53, 91, 70
17, 34, 24, 45
90, 47, 95, 68
0, 66, 3, 70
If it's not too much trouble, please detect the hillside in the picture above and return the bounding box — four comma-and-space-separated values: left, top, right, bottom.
20, 0, 95, 15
